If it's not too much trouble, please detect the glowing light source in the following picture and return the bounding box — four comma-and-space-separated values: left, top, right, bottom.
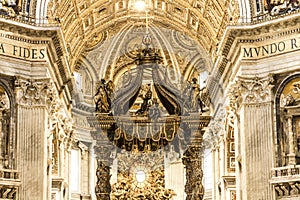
136, 170, 146, 183
134, 0, 146, 11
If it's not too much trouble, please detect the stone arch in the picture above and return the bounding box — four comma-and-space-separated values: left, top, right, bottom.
74, 56, 99, 105
275, 73, 300, 166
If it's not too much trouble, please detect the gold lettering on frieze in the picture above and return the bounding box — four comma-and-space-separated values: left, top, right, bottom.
0, 41, 46, 61
242, 37, 300, 59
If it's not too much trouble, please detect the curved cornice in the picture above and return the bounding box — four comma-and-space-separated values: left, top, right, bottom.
209, 12, 300, 107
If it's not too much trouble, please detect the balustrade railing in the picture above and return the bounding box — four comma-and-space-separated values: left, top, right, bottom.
271, 165, 300, 178
271, 165, 300, 198
0, 169, 20, 200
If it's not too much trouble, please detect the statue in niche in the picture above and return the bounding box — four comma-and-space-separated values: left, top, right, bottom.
278, 78, 300, 166
135, 84, 152, 116
95, 79, 114, 113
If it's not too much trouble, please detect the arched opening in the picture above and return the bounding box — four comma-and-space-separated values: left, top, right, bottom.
275, 73, 300, 167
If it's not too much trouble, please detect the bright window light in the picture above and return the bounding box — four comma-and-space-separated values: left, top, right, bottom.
136, 170, 146, 183
134, 0, 146, 11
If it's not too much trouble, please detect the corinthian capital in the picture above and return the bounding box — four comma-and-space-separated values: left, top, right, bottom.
227, 75, 274, 123
229, 75, 274, 105
15, 78, 52, 106
239, 75, 274, 104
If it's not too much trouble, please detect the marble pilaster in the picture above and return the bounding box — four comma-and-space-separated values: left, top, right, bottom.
15, 78, 50, 200
229, 75, 274, 200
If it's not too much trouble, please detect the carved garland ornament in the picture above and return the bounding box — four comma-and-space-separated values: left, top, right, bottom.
47, 82, 75, 174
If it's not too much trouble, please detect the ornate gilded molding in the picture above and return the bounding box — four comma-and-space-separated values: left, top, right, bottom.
264, 0, 300, 16
0, 21, 56, 39
0, 0, 22, 18
44, 0, 239, 69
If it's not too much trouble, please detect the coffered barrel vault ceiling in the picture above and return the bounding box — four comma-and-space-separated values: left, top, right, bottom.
43, 0, 240, 74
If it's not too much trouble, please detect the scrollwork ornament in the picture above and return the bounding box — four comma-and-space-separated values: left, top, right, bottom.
274, 181, 300, 197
